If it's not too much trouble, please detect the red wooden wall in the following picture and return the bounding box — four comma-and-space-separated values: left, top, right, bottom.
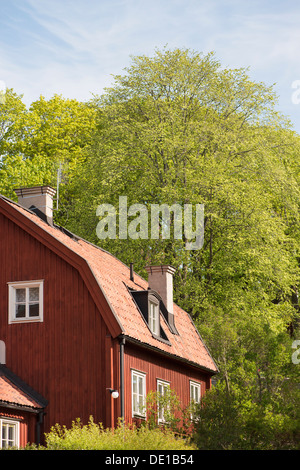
123, 341, 211, 423
0, 208, 212, 445
0, 212, 115, 440
0, 407, 36, 448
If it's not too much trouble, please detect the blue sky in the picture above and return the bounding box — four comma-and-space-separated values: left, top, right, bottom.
1, 0, 300, 132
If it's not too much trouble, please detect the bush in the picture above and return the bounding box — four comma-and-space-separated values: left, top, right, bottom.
193, 382, 300, 450
44, 417, 196, 450
145, 388, 193, 436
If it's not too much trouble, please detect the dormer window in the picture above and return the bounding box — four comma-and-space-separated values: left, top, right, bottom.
130, 289, 170, 342
149, 300, 159, 336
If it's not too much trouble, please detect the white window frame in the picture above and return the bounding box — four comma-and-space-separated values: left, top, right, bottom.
190, 380, 201, 404
149, 300, 159, 336
190, 380, 201, 419
157, 379, 170, 424
8, 280, 44, 324
0, 418, 20, 449
131, 370, 146, 418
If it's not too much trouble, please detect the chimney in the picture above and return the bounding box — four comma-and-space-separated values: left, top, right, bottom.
14, 186, 56, 225
145, 265, 176, 329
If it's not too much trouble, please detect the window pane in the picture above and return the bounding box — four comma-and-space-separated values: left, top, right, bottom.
15, 304, 26, 318
138, 376, 143, 396
15, 288, 25, 303
132, 372, 145, 416
8, 425, 14, 442
29, 287, 39, 302
29, 303, 39, 317
133, 395, 138, 413
132, 375, 137, 394
1, 423, 16, 448
149, 302, 159, 334
2, 423, 7, 440
191, 383, 200, 403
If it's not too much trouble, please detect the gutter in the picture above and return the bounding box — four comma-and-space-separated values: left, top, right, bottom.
123, 335, 219, 375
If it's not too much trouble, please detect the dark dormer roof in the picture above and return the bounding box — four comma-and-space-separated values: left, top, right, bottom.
130, 289, 169, 342
130, 288, 179, 340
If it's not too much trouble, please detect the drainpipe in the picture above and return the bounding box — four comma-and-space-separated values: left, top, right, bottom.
119, 336, 125, 420
36, 410, 45, 446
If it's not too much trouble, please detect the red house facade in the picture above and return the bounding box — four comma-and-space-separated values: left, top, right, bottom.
0, 186, 218, 448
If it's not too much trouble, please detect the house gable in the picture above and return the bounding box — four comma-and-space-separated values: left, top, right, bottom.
0, 196, 123, 338
0, 194, 218, 375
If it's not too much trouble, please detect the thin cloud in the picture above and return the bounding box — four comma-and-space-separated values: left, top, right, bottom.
0, 0, 300, 129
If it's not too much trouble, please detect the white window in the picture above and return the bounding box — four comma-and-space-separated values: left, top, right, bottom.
157, 379, 170, 423
8, 280, 44, 324
0, 341, 5, 364
190, 380, 201, 404
131, 370, 146, 417
0, 418, 20, 449
149, 301, 159, 335
190, 380, 201, 419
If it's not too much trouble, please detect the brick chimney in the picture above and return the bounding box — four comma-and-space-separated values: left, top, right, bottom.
145, 265, 176, 329
14, 186, 56, 225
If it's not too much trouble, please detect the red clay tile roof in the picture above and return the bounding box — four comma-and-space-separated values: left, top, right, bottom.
1, 196, 218, 373
0, 365, 47, 410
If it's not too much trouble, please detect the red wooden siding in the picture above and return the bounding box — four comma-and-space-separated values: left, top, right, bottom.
0, 213, 115, 438
123, 341, 211, 423
0, 407, 37, 448
0, 201, 216, 445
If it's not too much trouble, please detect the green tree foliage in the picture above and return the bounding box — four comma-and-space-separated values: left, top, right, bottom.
193, 380, 300, 450
67, 47, 300, 399
1, 48, 300, 449
0, 92, 97, 226
144, 388, 193, 436
0, 88, 27, 195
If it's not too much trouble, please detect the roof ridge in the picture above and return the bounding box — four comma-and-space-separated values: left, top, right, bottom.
0, 193, 218, 373
0, 193, 146, 286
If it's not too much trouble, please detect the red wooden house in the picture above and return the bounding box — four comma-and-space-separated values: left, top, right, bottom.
0, 186, 218, 448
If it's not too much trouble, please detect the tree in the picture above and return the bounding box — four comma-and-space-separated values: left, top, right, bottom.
193, 377, 300, 450
66, 48, 300, 401
0, 93, 97, 226
0, 88, 27, 195
1, 50, 299, 443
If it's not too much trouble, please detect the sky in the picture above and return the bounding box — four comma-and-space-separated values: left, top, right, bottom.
1, 0, 300, 132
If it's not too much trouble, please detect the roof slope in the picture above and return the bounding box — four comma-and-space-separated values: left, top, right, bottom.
0, 365, 48, 411
0, 196, 218, 374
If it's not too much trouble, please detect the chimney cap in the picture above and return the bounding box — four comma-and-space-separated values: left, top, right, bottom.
14, 186, 56, 197
145, 265, 176, 275
14, 185, 56, 225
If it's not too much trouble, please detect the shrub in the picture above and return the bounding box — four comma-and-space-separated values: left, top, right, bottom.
44, 417, 196, 450
144, 388, 194, 436
193, 382, 300, 450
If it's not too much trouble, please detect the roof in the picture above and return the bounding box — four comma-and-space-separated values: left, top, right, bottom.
0, 365, 48, 412
0, 195, 218, 374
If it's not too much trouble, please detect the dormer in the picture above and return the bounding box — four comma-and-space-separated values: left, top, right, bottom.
130, 289, 170, 341
145, 265, 178, 334
130, 264, 179, 341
